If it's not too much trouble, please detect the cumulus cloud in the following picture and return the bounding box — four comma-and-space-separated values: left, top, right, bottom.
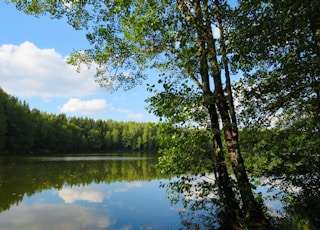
60, 98, 110, 114
115, 108, 144, 120
0, 41, 99, 98
59, 98, 145, 120
0, 41, 149, 121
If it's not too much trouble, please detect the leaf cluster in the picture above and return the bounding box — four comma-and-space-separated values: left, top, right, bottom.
232, 0, 320, 128
157, 123, 214, 175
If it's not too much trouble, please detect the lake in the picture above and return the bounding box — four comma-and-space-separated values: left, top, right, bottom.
0, 153, 186, 230
0, 153, 294, 229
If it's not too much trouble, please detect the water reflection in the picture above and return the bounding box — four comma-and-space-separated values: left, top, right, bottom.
162, 174, 303, 229
0, 154, 180, 230
1, 154, 317, 229
0, 202, 116, 230
58, 185, 106, 203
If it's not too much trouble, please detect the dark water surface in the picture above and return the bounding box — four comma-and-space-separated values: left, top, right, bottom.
0, 153, 181, 230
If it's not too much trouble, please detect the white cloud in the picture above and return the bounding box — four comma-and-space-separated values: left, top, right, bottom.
60, 98, 110, 114
116, 108, 145, 120
120, 225, 133, 230
127, 113, 144, 120
0, 41, 99, 98
0, 41, 150, 121
58, 97, 145, 120
58, 186, 108, 204
116, 108, 130, 113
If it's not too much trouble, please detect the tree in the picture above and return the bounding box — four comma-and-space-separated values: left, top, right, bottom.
231, 1, 320, 228
4, 96, 34, 154
87, 129, 102, 152
111, 123, 121, 150
9, 0, 268, 227
0, 88, 8, 152
30, 109, 48, 153
232, 0, 320, 129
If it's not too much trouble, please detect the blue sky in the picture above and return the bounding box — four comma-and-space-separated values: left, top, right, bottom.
0, 1, 241, 123
0, 1, 158, 122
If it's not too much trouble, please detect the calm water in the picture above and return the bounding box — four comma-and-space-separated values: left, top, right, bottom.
0, 153, 183, 230
0, 153, 290, 230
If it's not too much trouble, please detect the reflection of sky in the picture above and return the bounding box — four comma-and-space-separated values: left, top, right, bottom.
0, 180, 182, 230
56, 181, 143, 204
0, 175, 292, 230
175, 174, 289, 218
114, 181, 143, 193
255, 184, 287, 217
0, 203, 116, 230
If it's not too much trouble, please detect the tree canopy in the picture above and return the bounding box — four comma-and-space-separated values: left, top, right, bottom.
232, 0, 320, 129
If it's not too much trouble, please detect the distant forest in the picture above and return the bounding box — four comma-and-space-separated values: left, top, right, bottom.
0, 88, 158, 154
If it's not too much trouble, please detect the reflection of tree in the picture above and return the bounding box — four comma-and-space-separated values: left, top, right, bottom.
240, 125, 320, 229
278, 173, 320, 229
0, 154, 169, 213
165, 171, 320, 229
164, 175, 241, 230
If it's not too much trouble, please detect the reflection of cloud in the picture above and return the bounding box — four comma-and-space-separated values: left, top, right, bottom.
114, 181, 143, 193
0, 203, 116, 230
58, 186, 109, 204
264, 199, 286, 218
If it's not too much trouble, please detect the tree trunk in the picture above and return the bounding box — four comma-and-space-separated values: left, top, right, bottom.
206, 96, 241, 224
209, 0, 268, 225
179, 0, 268, 226
193, 0, 241, 226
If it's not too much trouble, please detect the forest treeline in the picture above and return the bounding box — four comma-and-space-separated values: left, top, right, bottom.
2, 86, 320, 157
0, 88, 158, 154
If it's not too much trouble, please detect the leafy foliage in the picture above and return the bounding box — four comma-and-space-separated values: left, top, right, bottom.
157, 124, 214, 175
239, 117, 320, 229
232, 0, 320, 128
231, 2, 320, 226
